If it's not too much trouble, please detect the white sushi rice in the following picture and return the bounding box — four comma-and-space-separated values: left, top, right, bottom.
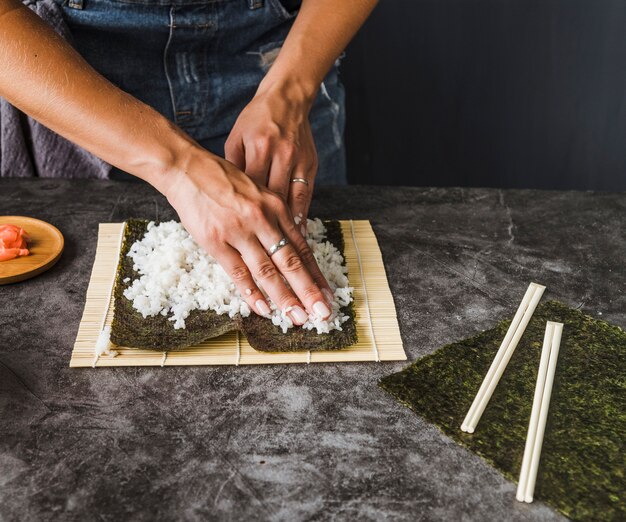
122, 219, 353, 334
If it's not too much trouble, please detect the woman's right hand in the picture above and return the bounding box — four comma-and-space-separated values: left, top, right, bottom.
162, 146, 334, 324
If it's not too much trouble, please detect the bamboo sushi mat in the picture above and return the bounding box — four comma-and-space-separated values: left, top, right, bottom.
70, 220, 406, 367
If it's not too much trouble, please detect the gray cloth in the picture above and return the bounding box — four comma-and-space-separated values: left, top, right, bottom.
0, 0, 110, 179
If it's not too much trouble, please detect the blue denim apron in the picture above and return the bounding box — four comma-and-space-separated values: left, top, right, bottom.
58, 0, 346, 184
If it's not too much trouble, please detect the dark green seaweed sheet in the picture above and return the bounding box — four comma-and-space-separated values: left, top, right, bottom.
240, 221, 357, 352
110, 219, 357, 352
379, 301, 625, 522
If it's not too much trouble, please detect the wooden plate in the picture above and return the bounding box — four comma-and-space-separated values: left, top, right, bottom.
0, 216, 64, 285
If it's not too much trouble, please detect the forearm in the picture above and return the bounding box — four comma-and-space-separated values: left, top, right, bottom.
258, 0, 378, 102
0, 0, 194, 192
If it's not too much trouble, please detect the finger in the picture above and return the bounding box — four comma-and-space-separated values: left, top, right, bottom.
302, 152, 318, 232
255, 220, 332, 320
288, 168, 312, 237
211, 243, 271, 317
268, 241, 332, 320
237, 238, 310, 325
224, 135, 246, 171
275, 203, 334, 305
267, 162, 292, 202
267, 142, 296, 202
289, 128, 318, 235
244, 139, 271, 186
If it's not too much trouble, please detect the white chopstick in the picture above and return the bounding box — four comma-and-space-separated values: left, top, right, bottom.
517, 321, 563, 503
461, 282, 546, 433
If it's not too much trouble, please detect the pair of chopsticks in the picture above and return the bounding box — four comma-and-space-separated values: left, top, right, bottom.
461, 282, 546, 433
516, 321, 563, 502
460, 282, 564, 504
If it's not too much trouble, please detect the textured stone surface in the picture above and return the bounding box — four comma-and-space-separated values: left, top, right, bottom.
1, 179, 624, 521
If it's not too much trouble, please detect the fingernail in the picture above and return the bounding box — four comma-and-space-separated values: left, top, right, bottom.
300, 225, 307, 237
313, 300, 331, 318
289, 305, 308, 325
322, 288, 334, 304
256, 299, 270, 316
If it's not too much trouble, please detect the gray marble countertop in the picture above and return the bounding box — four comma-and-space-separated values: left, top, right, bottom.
1, 179, 624, 521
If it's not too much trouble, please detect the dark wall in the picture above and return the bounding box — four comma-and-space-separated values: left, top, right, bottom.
342, 0, 626, 190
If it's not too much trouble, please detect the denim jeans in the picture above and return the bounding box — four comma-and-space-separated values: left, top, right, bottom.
57, 0, 347, 184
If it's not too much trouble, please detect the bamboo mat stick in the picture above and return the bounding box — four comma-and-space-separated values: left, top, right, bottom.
350, 219, 379, 362
92, 222, 126, 368
461, 282, 546, 433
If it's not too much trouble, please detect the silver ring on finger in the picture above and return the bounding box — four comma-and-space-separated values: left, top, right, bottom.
267, 237, 289, 257
290, 178, 309, 186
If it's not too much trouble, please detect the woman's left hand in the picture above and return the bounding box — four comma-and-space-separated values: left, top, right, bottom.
225, 81, 317, 236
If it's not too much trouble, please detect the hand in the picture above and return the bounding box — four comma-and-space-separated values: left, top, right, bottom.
163, 147, 333, 323
225, 81, 317, 235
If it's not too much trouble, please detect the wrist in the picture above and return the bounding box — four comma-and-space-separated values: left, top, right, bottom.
256, 72, 318, 111
124, 116, 207, 197
157, 140, 232, 209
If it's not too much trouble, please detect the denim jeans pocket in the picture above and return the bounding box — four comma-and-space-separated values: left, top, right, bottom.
266, 0, 298, 21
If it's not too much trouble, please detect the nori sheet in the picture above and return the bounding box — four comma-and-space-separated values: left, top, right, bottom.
379, 301, 625, 522
240, 221, 357, 352
110, 219, 357, 352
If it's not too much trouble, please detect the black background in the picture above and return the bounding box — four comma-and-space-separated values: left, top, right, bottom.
341, 0, 626, 190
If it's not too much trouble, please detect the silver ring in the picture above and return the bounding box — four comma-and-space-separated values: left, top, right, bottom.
267, 237, 288, 256
290, 178, 309, 186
